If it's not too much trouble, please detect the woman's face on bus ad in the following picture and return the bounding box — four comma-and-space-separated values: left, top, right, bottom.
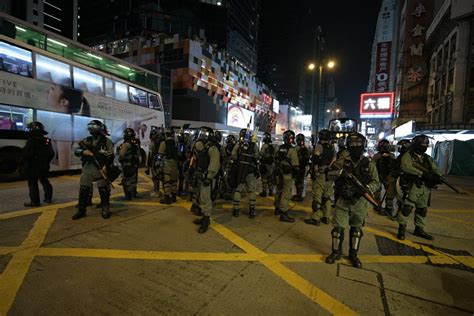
47, 84, 69, 113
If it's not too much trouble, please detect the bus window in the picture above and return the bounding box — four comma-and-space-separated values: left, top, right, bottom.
129, 86, 147, 107
0, 104, 33, 131
73, 67, 104, 95
115, 81, 128, 102
36, 54, 71, 86
148, 93, 163, 111
105, 77, 115, 98
0, 41, 32, 77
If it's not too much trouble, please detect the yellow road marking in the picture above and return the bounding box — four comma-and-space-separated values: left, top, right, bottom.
211, 221, 357, 315
0, 247, 17, 256
429, 214, 474, 226
429, 208, 473, 214
0, 208, 58, 314
37, 247, 254, 261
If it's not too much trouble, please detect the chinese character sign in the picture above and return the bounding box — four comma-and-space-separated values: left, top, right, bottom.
360, 92, 394, 119
375, 42, 392, 92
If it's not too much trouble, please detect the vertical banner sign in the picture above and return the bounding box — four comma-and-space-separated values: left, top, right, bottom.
375, 42, 392, 92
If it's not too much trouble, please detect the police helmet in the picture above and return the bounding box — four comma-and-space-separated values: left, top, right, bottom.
87, 120, 108, 136
197, 126, 214, 142
412, 134, 430, 154
377, 139, 390, 152
26, 121, 48, 135
295, 133, 305, 146
226, 135, 236, 145
262, 132, 272, 144
214, 130, 223, 143
123, 128, 136, 141
346, 132, 367, 154
397, 139, 411, 155
283, 130, 295, 145
239, 128, 248, 141
318, 129, 331, 142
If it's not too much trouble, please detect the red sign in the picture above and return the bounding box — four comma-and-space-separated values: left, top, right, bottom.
261, 93, 272, 106
375, 42, 391, 92
360, 92, 394, 119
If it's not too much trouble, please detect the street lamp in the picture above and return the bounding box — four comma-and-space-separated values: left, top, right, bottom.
308, 63, 316, 70
327, 61, 335, 69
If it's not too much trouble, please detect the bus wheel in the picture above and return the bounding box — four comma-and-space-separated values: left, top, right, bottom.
139, 148, 147, 168
0, 147, 22, 181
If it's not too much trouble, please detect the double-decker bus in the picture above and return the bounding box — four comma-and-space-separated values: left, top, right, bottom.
0, 13, 165, 180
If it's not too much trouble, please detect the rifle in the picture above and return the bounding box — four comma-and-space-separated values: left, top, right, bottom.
79, 140, 115, 189
412, 161, 466, 194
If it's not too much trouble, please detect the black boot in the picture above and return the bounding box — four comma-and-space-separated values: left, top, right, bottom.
259, 191, 267, 197
248, 207, 256, 219
305, 201, 321, 226
98, 186, 111, 219
160, 195, 172, 205
279, 211, 295, 223
198, 216, 210, 234
326, 227, 344, 264
191, 204, 202, 216
274, 208, 281, 216
321, 217, 330, 225
414, 226, 434, 240
87, 187, 93, 206
123, 188, 133, 200
397, 224, 406, 240
171, 193, 177, 203
348, 227, 363, 268
232, 208, 240, 217
73, 185, 90, 220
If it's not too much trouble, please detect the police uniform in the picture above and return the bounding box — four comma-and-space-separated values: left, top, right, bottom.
397, 136, 441, 241
372, 140, 396, 214
306, 141, 336, 225
158, 134, 179, 204
193, 130, 220, 233
148, 133, 164, 197
231, 140, 259, 218
118, 134, 140, 200
73, 120, 114, 220
326, 132, 380, 268
293, 138, 310, 201
20, 122, 54, 207
259, 141, 276, 196
274, 131, 299, 223
220, 136, 236, 200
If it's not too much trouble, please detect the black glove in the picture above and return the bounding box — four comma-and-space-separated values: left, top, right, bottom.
422, 172, 441, 187
145, 168, 150, 175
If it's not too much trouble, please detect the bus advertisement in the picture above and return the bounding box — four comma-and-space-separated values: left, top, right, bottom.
0, 14, 165, 179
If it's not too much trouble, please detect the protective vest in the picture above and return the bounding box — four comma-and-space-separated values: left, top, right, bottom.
297, 146, 310, 168
81, 135, 110, 166
28, 136, 54, 167
342, 156, 372, 186
122, 141, 140, 165
262, 143, 275, 164
196, 142, 216, 173
276, 144, 293, 174
237, 142, 256, 175
376, 153, 393, 177
225, 143, 235, 156
320, 143, 334, 166
165, 139, 178, 160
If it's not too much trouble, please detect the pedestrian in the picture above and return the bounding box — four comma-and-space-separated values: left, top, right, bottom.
73, 120, 114, 220
118, 128, 140, 200
20, 121, 54, 207
231, 128, 259, 218
274, 130, 299, 223
372, 139, 396, 215
259, 132, 276, 197
292, 133, 310, 202
326, 132, 380, 268
192, 127, 221, 233
159, 130, 180, 204
305, 129, 335, 226
397, 135, 442, 241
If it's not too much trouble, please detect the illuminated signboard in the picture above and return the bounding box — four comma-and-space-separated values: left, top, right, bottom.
272, 99, 280, 114
360, 92, 394, 119
227, 104, 255, 129
261, 93, 272, 106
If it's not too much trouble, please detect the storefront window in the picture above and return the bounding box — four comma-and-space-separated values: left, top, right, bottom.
36, 54, 71, 86
0, 41, 32, 77
73, 67, 104, 95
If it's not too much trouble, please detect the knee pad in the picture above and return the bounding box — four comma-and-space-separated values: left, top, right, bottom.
415, 207, 428, 217
349, 227, 363, 238
401, 205, 413, 217
331, 227, 344, 238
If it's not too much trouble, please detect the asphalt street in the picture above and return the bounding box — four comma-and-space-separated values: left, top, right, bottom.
0, 171, 473, 315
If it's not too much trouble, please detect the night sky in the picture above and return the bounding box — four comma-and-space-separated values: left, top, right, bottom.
259, 0, 382, 118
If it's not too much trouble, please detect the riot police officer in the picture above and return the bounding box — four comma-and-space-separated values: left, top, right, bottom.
20, 121, 54, 207
274, 130, 299, 223
118, 128, 140, 200
220, 134, 237, 200
73, 120, 114, 220
259, 132, 276, 197
148, 127, 165, 197
326, 132, 380, 268
231, 128, 260, 218
176, 127, 189, 196
159, 130, 179, 204
397, 135, 442, 241
305, 129, 335, 226
292, 133, 310, 202
372, 139, 396, 215
391, 139, 411, 215
192, 127, 221, 233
